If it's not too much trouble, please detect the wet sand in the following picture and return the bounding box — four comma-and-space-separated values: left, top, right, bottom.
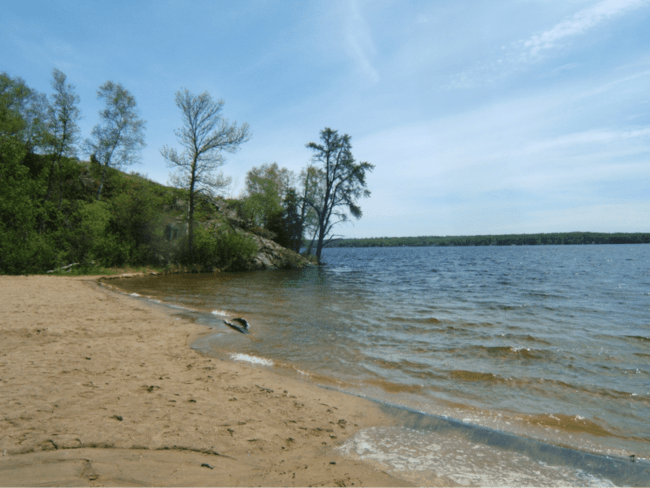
0, 275, 422, 487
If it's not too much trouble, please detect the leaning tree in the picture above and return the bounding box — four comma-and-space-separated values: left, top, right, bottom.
84, 81, 146, 200
305, 128, 374, 262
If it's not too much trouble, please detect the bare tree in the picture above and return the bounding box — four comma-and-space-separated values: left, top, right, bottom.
305, 128, 374, 262
161, 88, 250, 254
84, 81, 146, 200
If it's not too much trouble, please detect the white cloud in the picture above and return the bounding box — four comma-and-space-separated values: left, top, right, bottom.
346, 0, 379, 84
519, 127, 650, 153
14, 36, 83, 75
446, 0, 650, 89
517, 0, 647, 61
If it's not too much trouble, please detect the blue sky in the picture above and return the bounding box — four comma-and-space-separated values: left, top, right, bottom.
2, 0, 649, 238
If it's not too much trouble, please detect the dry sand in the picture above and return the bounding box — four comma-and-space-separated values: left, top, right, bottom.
0, 274, 417, 487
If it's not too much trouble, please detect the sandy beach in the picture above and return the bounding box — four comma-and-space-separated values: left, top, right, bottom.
0, 275, 420, 487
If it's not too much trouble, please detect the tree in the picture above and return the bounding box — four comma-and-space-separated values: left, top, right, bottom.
84, 81, 146, 200
305, 128, 374, 262
0, 121, 54, 274
42, 69, 81, 217
0, 72, 49, 153
0, 73, 54, 273
242, 162, 293, 229
241, 163, 309, 251
0, 73, 27, 143
161, 89, 250, 254
298, 164, 324, 255
269, 187, 303, 252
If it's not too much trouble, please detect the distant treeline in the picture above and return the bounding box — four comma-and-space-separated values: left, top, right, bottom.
325, 232, 650, 248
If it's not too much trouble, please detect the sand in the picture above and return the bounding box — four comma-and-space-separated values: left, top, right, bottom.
0, 274, 416, 487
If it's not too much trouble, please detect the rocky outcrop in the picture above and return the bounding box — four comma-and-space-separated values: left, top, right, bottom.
246, 234, 311, 270
197, 196, 312, 271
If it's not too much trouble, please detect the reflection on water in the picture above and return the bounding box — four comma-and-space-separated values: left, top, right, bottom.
112, 244, 650, 486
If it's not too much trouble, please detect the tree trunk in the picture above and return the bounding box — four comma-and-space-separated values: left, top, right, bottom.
39, 156, 58, 233
187, 159, 197, 256
306, 226, 318, 256
188, 190, 195, 255
315, 178, 332, 263
315, 215, 327, 263
96, 165, 107, 201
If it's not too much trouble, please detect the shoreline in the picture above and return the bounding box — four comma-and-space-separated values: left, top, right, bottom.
0, 275, 424, 486
98, 272, 650, 487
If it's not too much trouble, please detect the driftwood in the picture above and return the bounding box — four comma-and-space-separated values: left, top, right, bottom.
46, 263, 79, 274
223, 318, 249, 334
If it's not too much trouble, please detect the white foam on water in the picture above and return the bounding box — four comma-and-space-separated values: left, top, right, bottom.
329, 266, 353, 273
165, 303, 194, 311
337, 426, 616, 487
211, 309, 230, 317
130, 292, 141, 297
230, 353, 274, 367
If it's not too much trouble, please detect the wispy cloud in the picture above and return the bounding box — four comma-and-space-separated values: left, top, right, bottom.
346, 0, 379, 84
446, 0, 650, 89
519, 126, 650, 153
516, 0, 647, 61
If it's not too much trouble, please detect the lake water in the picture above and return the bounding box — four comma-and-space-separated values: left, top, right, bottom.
112, 245, 650, 486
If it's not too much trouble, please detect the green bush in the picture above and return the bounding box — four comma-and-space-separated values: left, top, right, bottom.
248, 226, 276, 240
0, 139, 56, 273
190, 224, 258, 270
110, 178, 164, 263
76, 201, 130, 266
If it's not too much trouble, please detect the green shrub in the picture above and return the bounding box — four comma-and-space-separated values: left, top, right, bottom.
301, 252, 320, 265
190, 224, 258, 270
110, 181, 163, 263
76, 201, 130, 266
248, 226, 276, 240
0, 138, 57, 273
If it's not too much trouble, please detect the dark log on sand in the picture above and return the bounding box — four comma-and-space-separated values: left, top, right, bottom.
223, 318, 249, 334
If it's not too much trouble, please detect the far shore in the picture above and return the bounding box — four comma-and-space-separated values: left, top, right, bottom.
0, 274, 437, 486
